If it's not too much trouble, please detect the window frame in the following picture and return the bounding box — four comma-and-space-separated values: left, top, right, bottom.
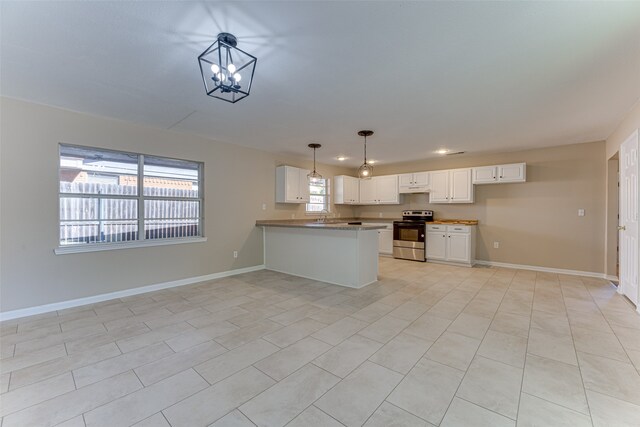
55, 143, 206, 255
306, 177, 331, 215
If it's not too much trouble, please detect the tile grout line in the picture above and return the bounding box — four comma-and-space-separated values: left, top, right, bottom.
582, 276, 640, 367
362, 267, 508, 425
561, 276, 597, 426
436, 268, 515, 423
514, 272, 536, 422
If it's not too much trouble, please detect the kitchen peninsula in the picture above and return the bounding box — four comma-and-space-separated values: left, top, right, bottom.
256, 220, 386, 288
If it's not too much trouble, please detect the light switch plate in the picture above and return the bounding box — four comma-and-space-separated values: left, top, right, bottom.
578, 209, 585, 217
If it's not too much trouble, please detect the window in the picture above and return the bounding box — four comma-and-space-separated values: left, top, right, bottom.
58, 144, 203, 249
306, 177, 330, 213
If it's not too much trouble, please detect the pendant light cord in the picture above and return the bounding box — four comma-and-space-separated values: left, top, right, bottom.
363, 135, 367, 164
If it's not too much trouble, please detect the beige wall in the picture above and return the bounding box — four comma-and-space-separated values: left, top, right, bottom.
0, 97, 355, 312
0, 96, 622, 312
355, 142, 606, 273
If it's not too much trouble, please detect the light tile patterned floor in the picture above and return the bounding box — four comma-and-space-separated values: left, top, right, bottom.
1, 258, 640, 426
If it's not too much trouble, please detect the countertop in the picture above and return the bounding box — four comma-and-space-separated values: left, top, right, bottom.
256, 217, 479, 229
430, 219, 479, 225
255, 220, 387, 231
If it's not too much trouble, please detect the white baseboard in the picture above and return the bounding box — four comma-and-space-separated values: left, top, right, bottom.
0, 265, 265, 321
605, 275, 619, 282
474, 260, 606, 279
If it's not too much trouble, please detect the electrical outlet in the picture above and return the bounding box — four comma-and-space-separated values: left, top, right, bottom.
578, 209, 585, 217
291, 214, 295, 219
493, 241, 500, 249
233, 251, 238, 258
379, 212, 383, 218
262, 203, 267, 211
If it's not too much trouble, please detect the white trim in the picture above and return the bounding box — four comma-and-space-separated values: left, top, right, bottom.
0, 264, 265, 321
605, 275, 619, 282
54, 237, 207, 255
427, 259, 474, 268
474, 260, 606, 279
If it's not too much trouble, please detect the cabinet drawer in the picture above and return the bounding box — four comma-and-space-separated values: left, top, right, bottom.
427, 224, 445, 231
446, 225, 471, 233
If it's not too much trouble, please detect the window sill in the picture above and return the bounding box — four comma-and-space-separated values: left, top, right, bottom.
54, 237, 207, 255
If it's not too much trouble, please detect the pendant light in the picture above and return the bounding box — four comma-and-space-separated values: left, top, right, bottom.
198, 32, 257, 103
307, 143, 322, 179
357, 130, 374, 179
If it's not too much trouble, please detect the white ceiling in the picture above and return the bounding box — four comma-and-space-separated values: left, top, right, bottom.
2, 1, 640, 166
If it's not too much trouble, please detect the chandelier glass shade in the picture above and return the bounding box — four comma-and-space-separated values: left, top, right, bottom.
198, 33, 257, 103
357, 130, 374, 180
307, 143, 322, 179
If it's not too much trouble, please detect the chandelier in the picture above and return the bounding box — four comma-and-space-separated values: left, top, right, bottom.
198, 33, 257, 103
357, 130, 374, 179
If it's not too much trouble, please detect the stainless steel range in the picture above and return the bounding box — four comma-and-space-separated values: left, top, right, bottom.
393, 210, 434, 262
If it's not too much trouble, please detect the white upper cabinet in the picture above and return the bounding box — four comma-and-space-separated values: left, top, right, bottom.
334, 175, 360, 204
429, 168, 473, 204
498, 163, 526, 182
376, 175, 400, 203
359, 178, 377, 204
429, 170, 450, 203
450, 169, 473, 203
360, 175, 400, 205
472, 163, 526, 184
472, 166, 498, 184
275, 165, 310, 203
399, 172, 430, 193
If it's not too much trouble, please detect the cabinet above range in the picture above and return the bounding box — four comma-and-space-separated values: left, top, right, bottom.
398, 172, 430, 193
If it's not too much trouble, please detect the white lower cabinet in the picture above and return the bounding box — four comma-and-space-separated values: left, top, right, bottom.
369, 223, 393, 255
447, 232, 471, 263
426, 224, 475, 266
426, 230, 447, 260
378, 228, 393, 255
